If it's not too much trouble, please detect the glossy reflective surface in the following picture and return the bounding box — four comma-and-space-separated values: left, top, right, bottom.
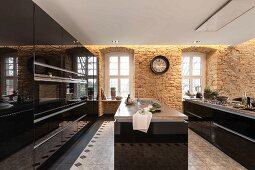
0, 1, 98, 169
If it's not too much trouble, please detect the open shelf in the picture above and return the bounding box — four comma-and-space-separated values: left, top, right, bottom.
34, 74, 87, 83
34, 61, 86, 76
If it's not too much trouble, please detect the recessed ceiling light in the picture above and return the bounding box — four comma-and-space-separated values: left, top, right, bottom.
193, 40, 201, 44
112, 40, 119, 43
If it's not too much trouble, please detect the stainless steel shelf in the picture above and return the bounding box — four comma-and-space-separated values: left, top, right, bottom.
34, 61, 86, 76
34, 74, 87, 83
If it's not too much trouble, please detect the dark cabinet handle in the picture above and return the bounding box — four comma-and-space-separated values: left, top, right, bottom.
186, 111, 202, 119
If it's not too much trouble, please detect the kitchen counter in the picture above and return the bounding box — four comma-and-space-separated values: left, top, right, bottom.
183, 100, 255, 169
114, 98, 188, 122
185, 99, 255, 119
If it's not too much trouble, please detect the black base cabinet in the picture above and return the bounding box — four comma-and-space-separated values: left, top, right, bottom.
183, 100, 255, 170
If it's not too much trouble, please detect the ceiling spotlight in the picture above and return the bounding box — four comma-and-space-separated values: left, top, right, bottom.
112, 40, 119, 43
193, 40, 201, 44
73, 40, 79, 43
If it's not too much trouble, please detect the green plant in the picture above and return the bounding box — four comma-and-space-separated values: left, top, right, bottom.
204, 87, 218, 99
204, 87, 212, 94
211, 91, 219, 97
110, 87, 116, 91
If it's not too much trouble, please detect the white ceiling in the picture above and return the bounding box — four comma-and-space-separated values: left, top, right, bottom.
33, 0, 255, 45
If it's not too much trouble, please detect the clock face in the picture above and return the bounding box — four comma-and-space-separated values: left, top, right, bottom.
150, 56, 170, 74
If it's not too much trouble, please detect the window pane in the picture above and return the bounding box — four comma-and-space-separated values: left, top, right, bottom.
182, 57, 190, 76
5, 79, 14, 95
5, 57, 14, 63
88, 63, 97, 69
120, 56, 129, 63
109, 57, 118, 75
77, 83, 86, 97
120, 58, 129, 75
88, 57, 97, 63
110, 56, 118, 63
120, 79, 129, 97
88, 69, 97, 75
109, 63, 118, 70
109, 79, 118, 96
182, 79, 189, 96
192, 57, 201, 76
6, 70, 14, 76
110, 69, 118, 76
192, 79, 201, 93
87, 79, 98, 98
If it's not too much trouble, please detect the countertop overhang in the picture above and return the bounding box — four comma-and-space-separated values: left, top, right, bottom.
114, 98, 188, 122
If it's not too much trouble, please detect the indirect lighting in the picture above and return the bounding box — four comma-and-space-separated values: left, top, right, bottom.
193, 40, 201, 44
196, 0, 255, 32
112, 40, 119, 43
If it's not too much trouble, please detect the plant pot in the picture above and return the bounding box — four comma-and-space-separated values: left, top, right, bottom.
111, 90, 116, 100
204, 93, 211, 100
88, 95, 93, 100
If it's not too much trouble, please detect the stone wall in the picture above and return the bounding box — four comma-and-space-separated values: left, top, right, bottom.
208, 39, 255, 98
86, 45, 184, 112
0, 45, 77, 100
86, 42, 255, 114
102, 101, 121, 114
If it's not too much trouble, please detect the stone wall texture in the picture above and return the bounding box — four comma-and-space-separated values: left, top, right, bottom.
207, 39, 255, 98
102, 101, 121, 114
86, 41, 255, 113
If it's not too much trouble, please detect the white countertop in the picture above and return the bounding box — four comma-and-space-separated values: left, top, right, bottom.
114, 98, 188, 122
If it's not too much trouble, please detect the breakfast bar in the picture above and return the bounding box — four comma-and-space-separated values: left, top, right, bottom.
114, 98, 188, 170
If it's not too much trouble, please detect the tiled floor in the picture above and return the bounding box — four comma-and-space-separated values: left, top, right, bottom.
71, 121, 246, 170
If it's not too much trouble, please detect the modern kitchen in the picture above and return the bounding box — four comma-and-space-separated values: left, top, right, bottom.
1, 0, 255, 170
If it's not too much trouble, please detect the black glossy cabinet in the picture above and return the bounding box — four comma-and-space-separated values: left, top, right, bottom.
183, 101, 255, 170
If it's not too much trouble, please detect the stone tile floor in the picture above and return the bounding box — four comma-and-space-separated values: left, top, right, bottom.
71, 121, 246, 170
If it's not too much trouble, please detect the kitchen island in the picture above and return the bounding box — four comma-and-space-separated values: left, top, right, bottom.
114, 98, 188, 170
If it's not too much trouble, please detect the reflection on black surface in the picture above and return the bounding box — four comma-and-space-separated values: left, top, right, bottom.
0, 1, 98, 169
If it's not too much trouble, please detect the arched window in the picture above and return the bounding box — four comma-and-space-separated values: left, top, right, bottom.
182, 52, 206, 97
105, 52, 134, 98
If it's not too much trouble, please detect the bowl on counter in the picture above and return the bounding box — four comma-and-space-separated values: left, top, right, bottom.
116, 96, 123, 100
216, 96, 228, 102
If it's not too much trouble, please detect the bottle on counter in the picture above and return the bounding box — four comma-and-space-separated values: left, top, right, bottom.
242, 92, 247, 108
126, 94, 131, 103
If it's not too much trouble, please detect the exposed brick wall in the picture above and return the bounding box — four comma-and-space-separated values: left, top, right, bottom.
207, 39, 255, 98
86, 43, 255, 113
0, 45, 77, 100
87, 45, 184, 111
102, 101, 121, 114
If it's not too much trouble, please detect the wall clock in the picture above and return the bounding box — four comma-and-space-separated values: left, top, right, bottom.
150, 55, 170, 74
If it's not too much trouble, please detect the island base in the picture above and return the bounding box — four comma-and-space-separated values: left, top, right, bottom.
114, 121, 188, 170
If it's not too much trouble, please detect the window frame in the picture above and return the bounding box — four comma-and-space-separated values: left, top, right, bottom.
1, 54, 18, 95
105, 52, 134, 98
75, 56, 98, 98
182, 52, 206, 96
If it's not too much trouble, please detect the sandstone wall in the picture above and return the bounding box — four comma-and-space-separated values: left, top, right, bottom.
87, 45, 185, 112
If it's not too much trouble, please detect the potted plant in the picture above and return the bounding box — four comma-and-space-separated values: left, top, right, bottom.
204, 87, 219, 100
204, 87, 212, 100
110, 87, 116, 100
88, 87, 94, 100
